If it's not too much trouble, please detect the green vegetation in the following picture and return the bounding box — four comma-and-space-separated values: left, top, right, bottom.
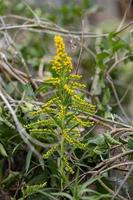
0, 1, 133, 199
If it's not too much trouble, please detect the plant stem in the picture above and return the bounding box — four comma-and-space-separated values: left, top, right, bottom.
60, 135, 65, 191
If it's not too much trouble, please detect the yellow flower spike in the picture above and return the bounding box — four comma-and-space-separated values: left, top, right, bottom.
52, 35, 73, 74
63, 156, 74, 174
73, 94, 83, 102
70, 74, 82, 79
30, 128, 51, 134
42, 97, 60, 108
43, 145, 58, 159
71, 82, 86, 90
58, 105, 66, 119
54, 36, 65, 49
25, 119, 54, 129
73, 98, 96, 115
64, 84, 74, 96
30, 107, 55, 116
45, 77, 60, 86
63, 132, 76, 144
73, 132, 81, 138
73, 115, 93, 127
63, 132, 86, 150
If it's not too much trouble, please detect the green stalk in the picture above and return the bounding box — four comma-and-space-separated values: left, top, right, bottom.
60, 71, 66, 191
60, 135, 65, 191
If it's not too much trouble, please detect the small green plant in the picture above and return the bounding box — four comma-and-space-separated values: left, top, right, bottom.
25, 35, 95, 190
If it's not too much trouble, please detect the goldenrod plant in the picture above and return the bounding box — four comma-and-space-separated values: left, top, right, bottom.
25, 35, 95, 190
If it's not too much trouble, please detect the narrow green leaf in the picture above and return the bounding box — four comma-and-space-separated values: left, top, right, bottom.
52, 192, 73, 200
0, 143, 8, 157
25, 150, 32, 173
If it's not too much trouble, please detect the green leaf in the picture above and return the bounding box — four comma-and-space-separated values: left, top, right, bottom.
22, 84, 35, 98
0, 143, 8, 157
38, 191, 58, 200
97, 52, 109, 60
81, 193, 111, 200
21, 102, 34, 113
102, 88, 110, 106
108, 32, 127, 53
112, 39, 127, 52
96, 52, 109, 69
22, 183, 47, 198
2, 171, 20, 186
25, 150, 32, 173
93, 145, 107, 155
128, 138, 133, 149
52, 192, 73, 200
36, 84, 49, 94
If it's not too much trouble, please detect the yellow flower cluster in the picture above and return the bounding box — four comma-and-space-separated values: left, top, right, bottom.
63, 156, 74, 174
73, 115, 93, 127
25, 119, 54, 128
71, 82, 86, 90
42, 97, 60, 108
63, 132, 86, 150
64, 84, 74, 95
73, 94, 83, 102
30, 97, 59, 116
74, 102, 96, 115
71, 130, 81, 138
30, 128, 51, 134
70, 74, 82, 79
31, 107, 55, 116
52, 35, 73, 74
72, 95, 96, 115
30, 128, 52, 139
45, 77, 60, 86
54, 35, 65, 53
43, 145, 58, 159
58, 105, 66, 119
